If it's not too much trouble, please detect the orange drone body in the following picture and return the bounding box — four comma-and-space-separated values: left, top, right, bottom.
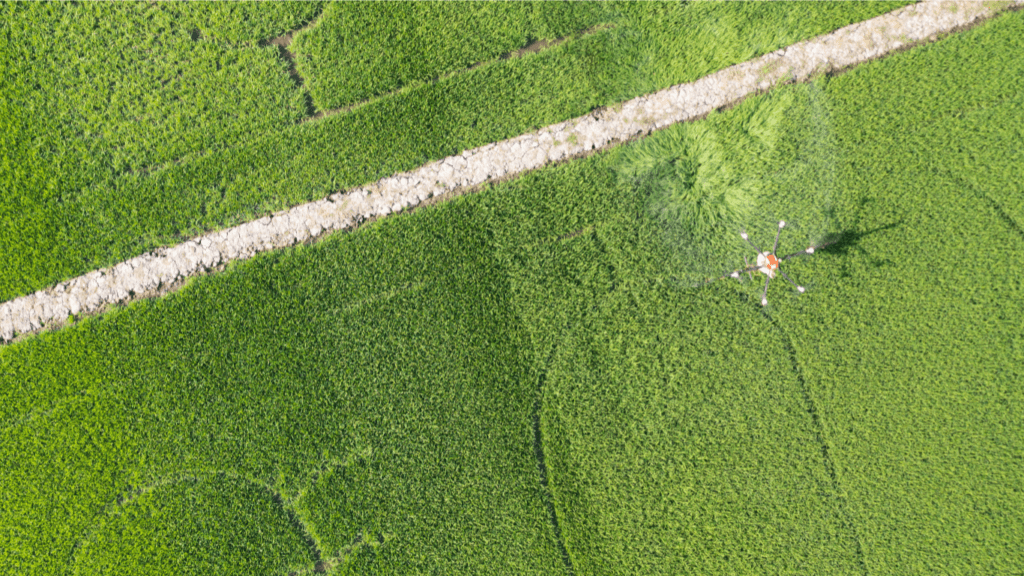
733, 221, 819, 305
756, 251, 780, 278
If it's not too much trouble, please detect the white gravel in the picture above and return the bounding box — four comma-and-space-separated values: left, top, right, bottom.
1, 0, 1017, 343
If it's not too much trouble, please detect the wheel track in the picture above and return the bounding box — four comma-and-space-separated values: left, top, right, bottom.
533, 395, 575, 575
66, 469, 338, 576
762, 306, 871, 576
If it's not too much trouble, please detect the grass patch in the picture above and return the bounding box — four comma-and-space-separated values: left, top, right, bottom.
72, 473, 316, 575
0, 1, 313, 301
0, 199, 567, 575
775, 10, 1024, 573
499, 9, 1024, 574
164, 1, 323, 44
615, 80, 837, 285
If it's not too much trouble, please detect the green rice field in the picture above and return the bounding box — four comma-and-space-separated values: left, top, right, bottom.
0, 0, 908, 302
2, 2, 1023, 575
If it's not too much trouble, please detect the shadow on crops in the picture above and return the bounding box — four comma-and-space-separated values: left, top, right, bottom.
817, 220, 903, 275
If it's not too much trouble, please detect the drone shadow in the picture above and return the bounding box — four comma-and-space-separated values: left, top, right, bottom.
815, 220, 904, 274
818, 220, 902, 253
685, 219, 904, 289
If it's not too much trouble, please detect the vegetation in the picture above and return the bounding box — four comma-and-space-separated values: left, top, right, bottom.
165, 1, 323, 44
292, 1, 614, 110
72, 473, 316, 575
0, 197, 566, 575
0, 1, 909, 302
776, 11, 1024, 572
614, 80, 836, 286
478, 98, 860, 573
0, 1, 315, 301
510, 9, 1024, 574
4, 4, 1022, 576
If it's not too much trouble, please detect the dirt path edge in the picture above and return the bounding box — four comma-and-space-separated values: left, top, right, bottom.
2, 0, 1018, 344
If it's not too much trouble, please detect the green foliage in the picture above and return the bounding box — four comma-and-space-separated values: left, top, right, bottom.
8, 4, 1023, 576
774, 10, 1024, 573
616, 80, 838, 285
0, 1, 909, 302
166, 1, 323, 44
539, 260, 863, 575
478, 143, 862, 575
72, 473, 315, 576
292, 1, 613, 110
0, 1, 308, 301
0, 200, 566, 576
0, 377, 143, 575
622, 122, 758, 281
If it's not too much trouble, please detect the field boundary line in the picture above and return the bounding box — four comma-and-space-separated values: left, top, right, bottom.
2, 0, 1020, 344
301, 22, 616, 125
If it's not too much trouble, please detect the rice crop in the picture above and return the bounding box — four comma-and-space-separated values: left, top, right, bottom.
0, 1, 910, 302
1, 198, 567, 575
292, 0, 613, 110
4, 3, 1021, 576
0, 1, 314, 301
614, 79, 837, 286
495, 9, 1024, 574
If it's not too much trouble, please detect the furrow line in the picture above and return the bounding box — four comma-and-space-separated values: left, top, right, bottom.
2, 0, 1018, 344
771, 317, 871, 575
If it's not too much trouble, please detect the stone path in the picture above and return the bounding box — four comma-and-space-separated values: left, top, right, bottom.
2, 0, 1019, 343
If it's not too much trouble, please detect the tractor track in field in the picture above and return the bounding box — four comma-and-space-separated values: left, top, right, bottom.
768, 314, 871, 576
3, 0, 1022, 345
117, 21, 614, 178
945, 170, 1024, 242
69, 468, 347, 575
533, 396, 576, 575
298, 23, 615, 125
260, 13, 322, 119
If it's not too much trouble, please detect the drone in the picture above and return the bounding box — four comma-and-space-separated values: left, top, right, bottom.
720, 220, 831, 306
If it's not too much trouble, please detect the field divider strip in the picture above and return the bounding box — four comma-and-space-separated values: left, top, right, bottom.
2, 0, 1018, 344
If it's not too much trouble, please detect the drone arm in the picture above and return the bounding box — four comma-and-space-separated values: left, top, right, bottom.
779, 270, 805, 293
773, 221, 784, 253
781, 239, 840, 261
780, 245, 820, 261
761, 274, 770, 306
725, 262, 760, 280
740, 231, 763, 254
